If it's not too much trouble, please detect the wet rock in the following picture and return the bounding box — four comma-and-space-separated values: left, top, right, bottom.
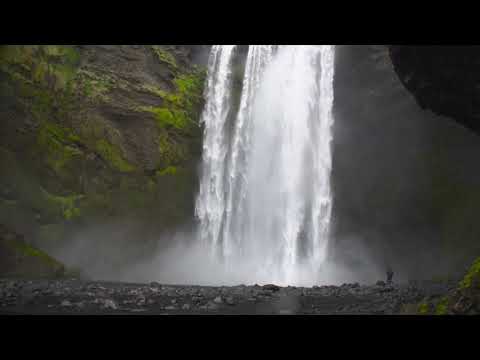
136, 296, 146, 306
206, 301, 219, 310
263, 284, 281, 292
376, 281, 386, 287
182, 303, 191, 310
102, 299, 118, 310
379, 286, 395, 293
75, 301, 85, 309
61, 300, 72, 307
213, 296, 223, 304
164, 306, 176, 310
226, 296, 235, 306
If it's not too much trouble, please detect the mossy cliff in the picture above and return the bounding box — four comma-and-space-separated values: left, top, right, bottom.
0, 45, 208, 269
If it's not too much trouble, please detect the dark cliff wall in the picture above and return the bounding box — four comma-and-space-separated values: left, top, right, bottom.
0, 45, 208, 276
389, 46, 480, 136
332, 45, 480, 281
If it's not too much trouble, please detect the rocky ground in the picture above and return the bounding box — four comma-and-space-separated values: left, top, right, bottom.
0, 278, 456, 315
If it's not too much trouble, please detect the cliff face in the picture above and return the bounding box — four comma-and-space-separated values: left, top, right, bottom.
389, 46, 480, 136
0, 45, 208, 267
332, 45, 480, 281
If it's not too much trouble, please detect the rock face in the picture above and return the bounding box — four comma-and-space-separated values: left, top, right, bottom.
389, 46, 480, 136
0, 45, 208, 274
332, 45, 480, 281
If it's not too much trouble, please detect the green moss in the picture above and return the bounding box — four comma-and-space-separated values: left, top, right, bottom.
74, 69, 115, 100
141, 106, 190, 130
459, 257, 480, 290
43, 45, 80, 65
418, 301, 430, 315
0, 45, 80, 93
174, 72, 204, 102
4, 235, 65, 271
156, 166, 178, 176
435, 297, 450, 315
41, 188, 83, 221
142, 84, 169, 98
37, 122, 83, 176
95, 139, 135, 173
157, 131, 188, 166
0, 147, 82, 222
138, 67, 205, 135
151, 46, 177, 69
1, 229, 67, 279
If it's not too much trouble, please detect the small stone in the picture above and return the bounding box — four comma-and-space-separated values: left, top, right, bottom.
213, 296, 223, 304
75, 302, 85, 309
376, 281, 386, 287
207, 301, 219, 310
136, 296, 146, 306
164, 306, 176, 310
102, 299, 118, 310
226, 297, 235, 306
182, 303, 191, 310
171, 299, 177, 304
61, 300, 72, 307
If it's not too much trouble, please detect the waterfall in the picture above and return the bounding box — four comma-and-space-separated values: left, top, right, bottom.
196, 45, 336, 286
195, 45, 237, 253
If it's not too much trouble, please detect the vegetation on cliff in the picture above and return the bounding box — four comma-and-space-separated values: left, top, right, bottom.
0, 45, 207, 272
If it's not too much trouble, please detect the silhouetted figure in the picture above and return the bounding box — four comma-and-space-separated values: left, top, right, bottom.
386, 266, 394, 284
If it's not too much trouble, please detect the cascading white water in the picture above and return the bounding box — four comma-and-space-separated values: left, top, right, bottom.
196, 45, 237, 253
196, 45, 335, 286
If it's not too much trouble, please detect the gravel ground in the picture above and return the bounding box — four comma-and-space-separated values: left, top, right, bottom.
0, 279, 456, 315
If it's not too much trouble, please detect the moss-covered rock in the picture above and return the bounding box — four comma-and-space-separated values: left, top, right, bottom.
459, 257, 480, 290
0, 224, 66, 279
406, 257, 480, 315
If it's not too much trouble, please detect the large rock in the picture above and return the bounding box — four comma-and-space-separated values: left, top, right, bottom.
0, 224, 67, 279
389, 46, 480, 136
